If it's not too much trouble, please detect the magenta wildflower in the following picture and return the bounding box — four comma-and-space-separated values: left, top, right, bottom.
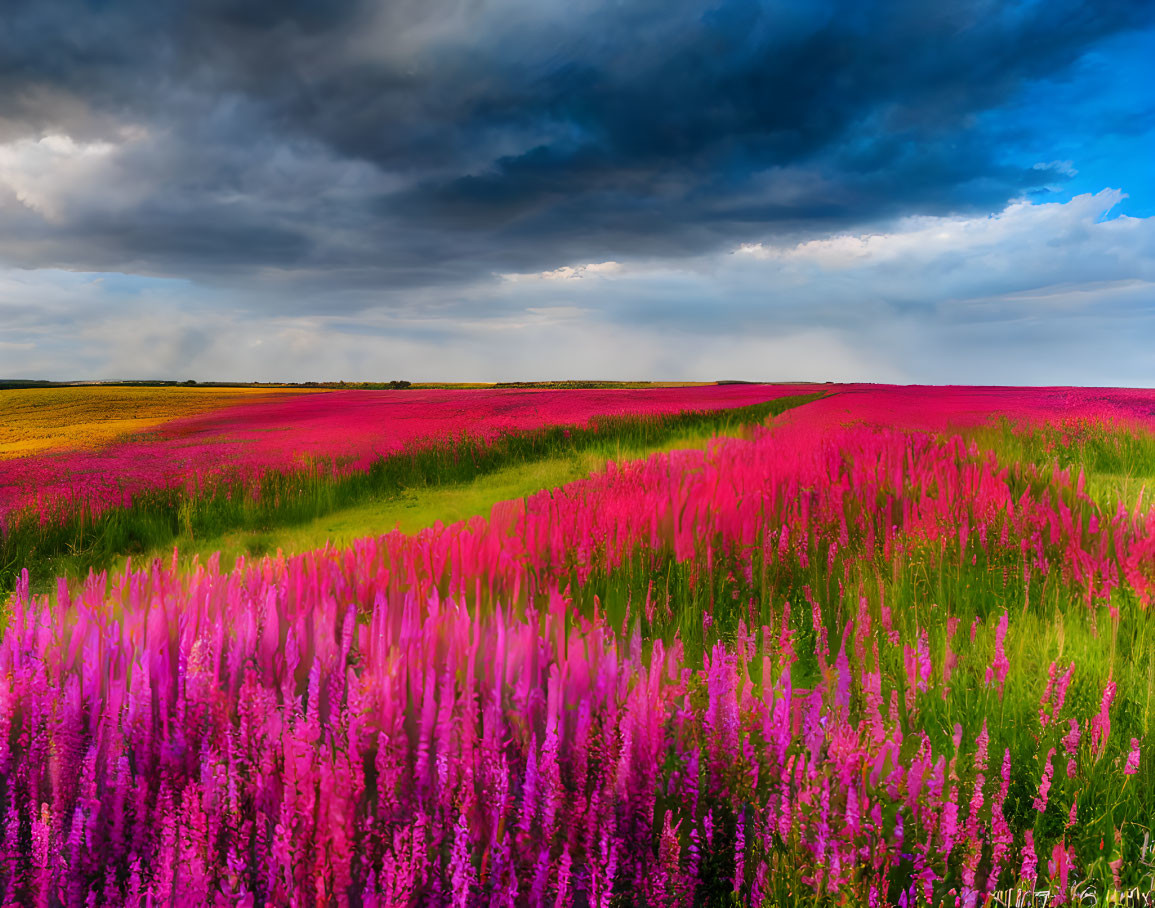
881, 603, 899, 646
974, 720, 990, 772
940, 786, 960, 858
1048, 840, 1073, 900
651, 811, 682, 904
985, 611, 1009, 698
988, 749, 1013, 889
835, 624, 852, 712
1091, 677, 1118, 757
1125, 738, 1141, 775
733, 811, 745, 893
1033, 749, 1056, 812
1053, 661, 1075, 716
1020, 830, 1038, 888
1062, 719, 1081, 757
1038, 660, 1058, 727
942, 616, 960, 695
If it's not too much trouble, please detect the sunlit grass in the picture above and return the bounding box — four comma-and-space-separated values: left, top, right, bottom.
4, 393, 821, 594
119, 427, 761, 574
0, 385, 310, 459
964, 417, 1155, 511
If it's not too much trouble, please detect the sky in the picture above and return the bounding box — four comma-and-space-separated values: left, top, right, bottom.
0, 0, 1152, 384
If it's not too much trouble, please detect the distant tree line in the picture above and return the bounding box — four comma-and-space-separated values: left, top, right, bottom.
0, 379, 415, 392
301, 380, 412, 389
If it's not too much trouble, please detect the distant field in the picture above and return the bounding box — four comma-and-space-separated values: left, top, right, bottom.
0, 385, 309, 458
0, 384, 816, 592
111, 423, 780, 575
0, 383, 804, 518
0, 378, 721, 392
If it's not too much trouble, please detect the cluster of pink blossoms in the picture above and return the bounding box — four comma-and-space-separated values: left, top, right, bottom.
2, 394, 1153, 903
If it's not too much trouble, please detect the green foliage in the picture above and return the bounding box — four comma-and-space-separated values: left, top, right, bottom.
0, 393, 822, 596
968, 417, 1155, 510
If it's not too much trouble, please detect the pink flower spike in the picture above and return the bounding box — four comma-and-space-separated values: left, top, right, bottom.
1062, 719, 1081, 757
1020, 830, 1038, 888
1032, 749, 1055, 812
1039, 660, 1058, 727
991, 611, 1009, 698
974, 720, 989, 772
1125, 739, 1141, 775
1090, 677, 1117, 758
1053, 661, 1075, 715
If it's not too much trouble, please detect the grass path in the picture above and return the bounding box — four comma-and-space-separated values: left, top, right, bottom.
102, 403, 1155, 579
5, 393, 822, 595
114, 429, 757, 575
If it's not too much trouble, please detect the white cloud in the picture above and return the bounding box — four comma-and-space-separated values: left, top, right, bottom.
734, 189, 1138, 271
1032, 160, 1078, 177
0, 128, 149, 221
720, 191, 1155, 327
500, 260, 623, 282
2, 190, 1152, 385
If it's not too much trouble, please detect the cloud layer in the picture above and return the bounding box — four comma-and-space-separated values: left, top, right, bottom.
0, 0, 1152, 380
3, 190, 1151, 384
1, 1, 1152, 282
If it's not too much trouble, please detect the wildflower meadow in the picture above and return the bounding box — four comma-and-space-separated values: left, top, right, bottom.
2, 383, 1154, 905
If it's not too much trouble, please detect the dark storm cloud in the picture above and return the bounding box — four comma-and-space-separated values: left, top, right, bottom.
0, 0, 1152, 291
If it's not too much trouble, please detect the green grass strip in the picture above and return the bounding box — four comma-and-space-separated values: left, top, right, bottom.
1, 392, 822, 594
962, 416, 1155, 511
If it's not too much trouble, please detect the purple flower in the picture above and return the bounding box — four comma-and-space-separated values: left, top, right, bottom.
1091, 677, 1117, 757
1033, 749, 1056, 812
1063, 718, 1081, 757
1020, 830, 1038, 887
1125, 738, 1141, 775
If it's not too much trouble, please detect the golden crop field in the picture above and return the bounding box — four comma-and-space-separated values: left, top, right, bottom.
0, 386, 309, 459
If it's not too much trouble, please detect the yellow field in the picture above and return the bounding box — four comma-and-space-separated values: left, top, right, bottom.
0, 386, 311, 459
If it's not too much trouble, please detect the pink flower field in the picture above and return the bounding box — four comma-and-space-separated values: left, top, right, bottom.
6, 382, 1154, 528
0, 384, 807, 523
772, 384, 1155, 433
2, 385, 1155, 905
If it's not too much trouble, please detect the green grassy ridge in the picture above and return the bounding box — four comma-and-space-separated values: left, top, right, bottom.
1, 392, 822, 595
108, 428, 750, 578
963, 417, 1155, 512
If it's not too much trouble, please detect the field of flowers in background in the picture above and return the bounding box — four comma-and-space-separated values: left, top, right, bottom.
0, 384, 811, 594
1, 383, 1155, 905
0, 384, 794, 523
0, 385, 308, 460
